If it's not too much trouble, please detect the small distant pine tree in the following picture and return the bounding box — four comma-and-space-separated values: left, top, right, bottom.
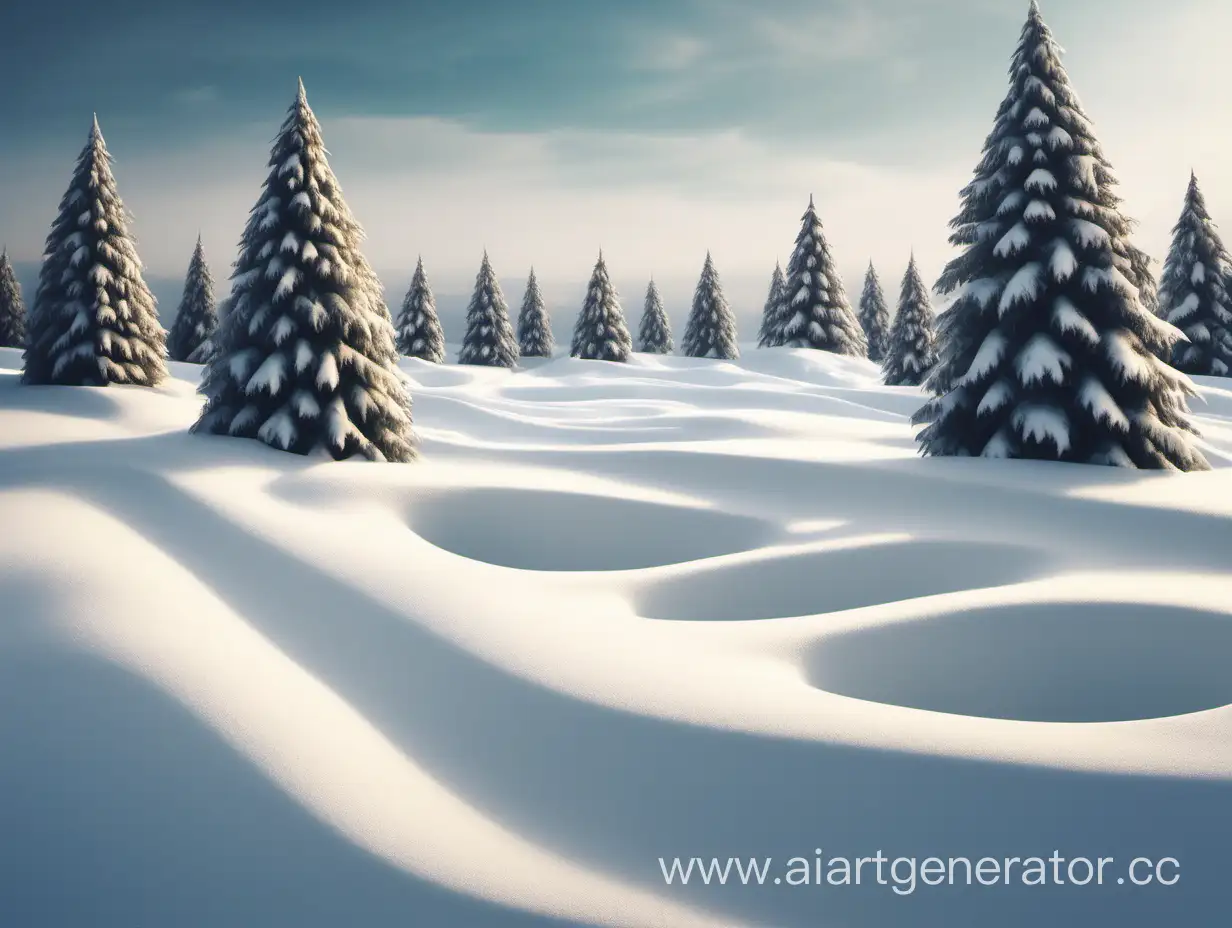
1158, 173, 1232, 377
517, 267, 555, 358
883, 256, 938, 386
22, 117, 167, 386
914, 2, 1206, 470
458, 251, 518, 367
194, 80, 415, 462
756, 262, 787, 348
637, 278, 673, 353
395, 256, 445, 362
777, 196, 866, 355
167, 235, 218, 362
0, 249, 27, 348
857, 262, 892, 362
571, 251, 632, 362
681, 252, 739, 359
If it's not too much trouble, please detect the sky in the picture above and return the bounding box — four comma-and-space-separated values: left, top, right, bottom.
1, 0, 1230, 332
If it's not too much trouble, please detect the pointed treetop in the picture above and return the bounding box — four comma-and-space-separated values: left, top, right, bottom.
296, 76, 307, 102
808, 193, 814, 207
91, 112, 100, 136
1027, 0, 1042, 18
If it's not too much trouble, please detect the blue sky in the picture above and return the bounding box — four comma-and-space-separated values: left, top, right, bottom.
0, 0, 1227, 328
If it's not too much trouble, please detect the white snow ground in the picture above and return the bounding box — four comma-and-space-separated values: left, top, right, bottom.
2, 343, 1232, 927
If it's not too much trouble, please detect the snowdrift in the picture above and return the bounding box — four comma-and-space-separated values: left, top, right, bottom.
2, 344, 1231, 927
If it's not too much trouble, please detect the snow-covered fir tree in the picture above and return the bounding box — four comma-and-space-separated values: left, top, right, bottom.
167, 235, 218, 362
681, 252, 739, 359
756, 262, 786, 348
188, 296, 231, 364
915, 2, 1206, 470
637, 278, 673, 353
857, 262, 892, 362
22, 117, 167, 386
1157, 172, 1232, 376
395, 256, 445, 362
194, 80, 415, 462
516, 267, 555, 358
458, 251, 518, 367
777, 196, 866, 355
0, 249, 26, 348
883, 255, 938, 386
571, 251, 632, 361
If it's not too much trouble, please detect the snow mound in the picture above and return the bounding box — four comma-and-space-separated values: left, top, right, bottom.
807, 601, 1232, 722
635, 537, 1056, 621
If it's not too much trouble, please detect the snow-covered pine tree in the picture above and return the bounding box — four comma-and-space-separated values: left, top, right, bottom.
194, 80, 415, 462
517, 267, 555, 358
1157, 172, 1232, 376
22, 117, 167, 386
915, 2, 1205, 470
637, 278, 673, 353
681, 252, 739, 359
756, 262, 787, 348
883, 255, 938, 386
395, 256, 445, 362
778, 196, 866, 355
0, 249, 26, 348
857, 262, 892, 362
571, 251, 632, 361
167, 235, 218, 362
457, 251, 518, 367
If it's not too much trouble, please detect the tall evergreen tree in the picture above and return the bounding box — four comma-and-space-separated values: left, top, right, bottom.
194, 80, 415, 462
637, 278, 673, 354
1157, 172, 1232, 377
777, 196, 866, 355
395, 256, 445, 362
857, 262, 892, 362
22, 117, 167, 386
516, 267, 555, 358
458, 251, 518, 367
0, 249, 26, 349
756, 262, 787, 348
883, 255, 938, 386
915, 2, 1205, 470
167, 235, 218, 362
681, 252, 739, 359
571, 251, 632, 362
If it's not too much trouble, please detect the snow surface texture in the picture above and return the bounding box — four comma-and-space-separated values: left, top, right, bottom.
396, 256, 446, 363
770, 197, 866, 356
636, 279, 673, 355
4, 343, 1232, 927
166, 236, 218, 363
756, 262, 786, 349
517, 268, 556, 359
22, 117, 168, 387
882, 256, 938, 387
917, 4, 1205, 470
571, 252, 632, 362
1158, 173, 1232, 377
681, 253, 739, 360
459, 251, 519, 368
856, 262, 891, 363
194, 81, 415, 462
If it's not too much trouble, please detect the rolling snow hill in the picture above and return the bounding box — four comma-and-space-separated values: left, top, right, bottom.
1, 344, 1231, 927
